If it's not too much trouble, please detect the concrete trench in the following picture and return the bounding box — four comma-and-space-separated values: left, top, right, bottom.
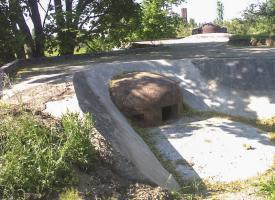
73, 57, 275, 190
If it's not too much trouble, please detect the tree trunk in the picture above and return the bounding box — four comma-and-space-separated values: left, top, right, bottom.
59, 32, 76, 55
65, 0, 73, 26
54, 0, 76, 55
28, 0, 45, 57
9, 0, 35, 57
10, 18, 26, 59
13, 28, 26, 59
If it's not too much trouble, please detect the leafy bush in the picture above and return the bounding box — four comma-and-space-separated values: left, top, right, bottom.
229, 34, 275, 46
230, 34, 252, 40
176, 23, 193, 38
258, 176, 275, 200
228, 35, 251, 46
59, 188, 83, 200
139, 0, 182, 41
0, 107, 96, 199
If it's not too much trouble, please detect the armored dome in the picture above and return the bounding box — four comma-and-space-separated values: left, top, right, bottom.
109, 72, 183, 127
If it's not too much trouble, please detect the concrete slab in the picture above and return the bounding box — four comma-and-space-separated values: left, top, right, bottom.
72, 57, 275, 189
149, 117, 275, 183
44, 95, 81, 118
136, 33, 231, 45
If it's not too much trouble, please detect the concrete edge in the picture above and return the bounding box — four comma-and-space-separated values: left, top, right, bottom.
73, 71, 180, 191
0, 46, 165, 77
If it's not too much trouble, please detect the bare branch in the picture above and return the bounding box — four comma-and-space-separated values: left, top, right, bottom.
38, 0, 47, 13
43, 0, 52, 28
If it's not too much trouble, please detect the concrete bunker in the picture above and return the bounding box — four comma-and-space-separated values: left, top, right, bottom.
73, 57, 275, 190
192, 23, 227, 35
109, 72, 183, 127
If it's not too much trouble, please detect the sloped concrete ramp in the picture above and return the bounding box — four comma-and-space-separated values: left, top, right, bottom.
73, 57, 275, 189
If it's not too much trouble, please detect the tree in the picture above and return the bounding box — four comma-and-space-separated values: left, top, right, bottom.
0, 0, 47, 59
243, 0, 274, 34
223, 19, 251, 34
177, 18, 197, 38
140, 0, 184, 40
27, 0, 45, 57
47, 0, 140, 55
8, 0, 45, 57
216, 0, 224, 25
189, 18, 197, 28
223, 0, 274, 35
0, 0, 190, 62
0, 0, 17, 65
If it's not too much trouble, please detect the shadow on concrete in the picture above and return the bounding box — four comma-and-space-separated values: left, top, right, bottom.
12, 42, 275, 88
156, 116, 274, 147
147, 114, 275, 187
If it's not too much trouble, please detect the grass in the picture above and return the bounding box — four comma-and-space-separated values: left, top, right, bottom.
59, 188, 83, 200
0, 100, 274, 199
257, 176, 275, 200
0, 104, 97, 199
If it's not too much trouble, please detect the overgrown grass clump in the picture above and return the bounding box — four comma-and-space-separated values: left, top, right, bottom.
59, 188, 83, 200
257, 175, 275, 200
0, 105, 96, 199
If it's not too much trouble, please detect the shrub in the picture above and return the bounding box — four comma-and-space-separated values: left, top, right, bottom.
0, 106, 96, 199
228, 35, 251, 46
258, 176, 275, 200
59, 188, 83, 200
229, 34, 275, 46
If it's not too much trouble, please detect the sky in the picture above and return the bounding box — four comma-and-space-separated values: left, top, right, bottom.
173, 0, 265, 23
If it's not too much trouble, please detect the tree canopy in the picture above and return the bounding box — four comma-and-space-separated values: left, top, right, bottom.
224, 0, 274, 35
215, 0, 224, 25
140, 0, 183, 40
0, 0, 142, 62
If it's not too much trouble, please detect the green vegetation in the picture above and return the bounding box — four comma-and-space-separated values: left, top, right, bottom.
225, 0, 274, 36
177, 18, 198, 38
139, 0, 183, 41
59, 188, 83, 200
0, 0, 22, 65
257, 175, 275, 200
228, 33, 275, 46
0, 0, 140, 62
215, 0, 224, 25
0, 104, 96, 199
0, 0, 274, 64
0, 0, 187, 64
222, 0, 274, 47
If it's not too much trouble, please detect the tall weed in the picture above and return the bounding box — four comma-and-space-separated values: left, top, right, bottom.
0, 107, 96, 199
